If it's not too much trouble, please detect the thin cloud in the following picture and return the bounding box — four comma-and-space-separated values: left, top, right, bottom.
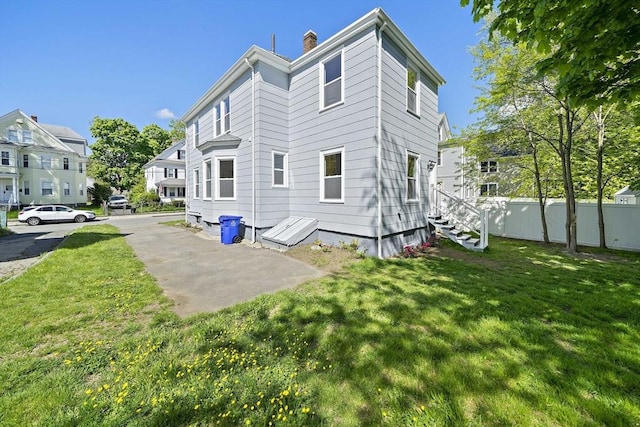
156, 108, 176, 119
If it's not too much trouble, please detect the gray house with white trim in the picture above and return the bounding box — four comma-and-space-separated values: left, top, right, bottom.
182, 8, 445, 258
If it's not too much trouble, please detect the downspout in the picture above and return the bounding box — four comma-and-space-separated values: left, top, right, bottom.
183, 121, 188, 224
245, 58, 256, 243
377, 21, 387, 259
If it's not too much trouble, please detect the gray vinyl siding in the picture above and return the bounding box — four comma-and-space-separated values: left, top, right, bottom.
379, 34, 439, 235
186, 71, 253, 224
255, 62, 290, 228
437, 145, 465, 197
288, 28, 378, 237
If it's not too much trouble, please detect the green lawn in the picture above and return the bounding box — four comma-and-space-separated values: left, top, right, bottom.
1, 226, 638, 426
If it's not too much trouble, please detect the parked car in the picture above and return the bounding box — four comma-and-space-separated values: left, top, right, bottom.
18, 205, 97, 226
108, 195, 129, 208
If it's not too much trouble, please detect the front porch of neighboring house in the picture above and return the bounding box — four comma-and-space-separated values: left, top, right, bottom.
157, 178, 185, 203
0, 175, 18, 208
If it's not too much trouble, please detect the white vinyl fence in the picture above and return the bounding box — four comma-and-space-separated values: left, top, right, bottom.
480, 198, 640, 251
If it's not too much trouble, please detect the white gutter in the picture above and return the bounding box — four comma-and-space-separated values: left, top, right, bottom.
245, 58, 256, 244
377, 21, 387, 259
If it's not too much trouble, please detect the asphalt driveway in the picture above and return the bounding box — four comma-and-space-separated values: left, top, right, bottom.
2, 214, 324, 317
110, 215, 324, 317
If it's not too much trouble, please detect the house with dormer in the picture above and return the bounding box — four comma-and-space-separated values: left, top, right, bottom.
182, 8, 446, 257
0, 110, 89, 207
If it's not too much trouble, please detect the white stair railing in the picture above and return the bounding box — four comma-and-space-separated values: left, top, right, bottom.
433, 189, 488, 250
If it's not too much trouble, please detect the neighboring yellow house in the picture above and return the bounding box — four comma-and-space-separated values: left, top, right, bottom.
0, 109, 88, 208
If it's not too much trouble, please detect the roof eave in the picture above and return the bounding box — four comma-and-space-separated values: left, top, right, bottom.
181, 46, 290, 123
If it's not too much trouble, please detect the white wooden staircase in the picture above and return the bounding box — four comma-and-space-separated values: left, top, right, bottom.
429, 189, 488, 252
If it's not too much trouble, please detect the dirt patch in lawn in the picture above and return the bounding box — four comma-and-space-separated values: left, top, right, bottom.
285, 244, 364, 273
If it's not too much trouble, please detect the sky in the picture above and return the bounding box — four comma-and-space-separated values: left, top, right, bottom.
0, 0, 483, 145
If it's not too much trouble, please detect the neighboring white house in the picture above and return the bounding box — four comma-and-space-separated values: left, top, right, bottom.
182, 8, 446, 258
143, 140, 186, 203
0, 110, 89, 207
614, 186, 640, 205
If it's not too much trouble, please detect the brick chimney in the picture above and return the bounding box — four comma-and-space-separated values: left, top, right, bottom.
30, 115, 38, 122
303, 30, 317, 54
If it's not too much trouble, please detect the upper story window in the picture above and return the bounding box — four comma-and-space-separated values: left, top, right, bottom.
320, 51, 343, 110
480, 160, 498, 173
23, 154, 29, 168
407, 65, 420, 115
272, 151, 288, 187
216, 157, 235, 200
320, 147, 344, 203
193, 121, 200, 146
41, 155, 52, 169
1, 151, 9, 166
177, 150, 184, 160
215, 96, 230, 137
6, 129, 32, 143
22, 130, 33, 143
407, 152, 420, 202
7, 129, 18, 142
63, 158, 69, 170
437, 151, 442, 166
79, 162, 83, 173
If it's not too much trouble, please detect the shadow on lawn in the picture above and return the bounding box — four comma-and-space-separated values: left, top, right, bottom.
252, 244, 640, 425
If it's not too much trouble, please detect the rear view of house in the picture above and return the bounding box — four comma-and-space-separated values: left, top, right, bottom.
182, 8, 445, 257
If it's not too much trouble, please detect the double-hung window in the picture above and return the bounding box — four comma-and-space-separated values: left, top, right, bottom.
7, 129, 18, 142
41, 181, 53, 196
193, 169, 200, 199
204, 160, 212, 199
320, 147, 344, 202
79, 184, 84, 196
1, 151, 9, 166
407, 65, 420, 115
63, 182, 70, 196
214, 96, 230, 136
320, 51, 343, 109
407, 152, 420, 201
437, 151, 442, 166
41, 155, 52, 169
63, 157, 69, 170
79, 162, 83, 173
22, 130, 33, 143
193, 121, 200, 147
272, 151, 288, 187
480, 183, 498, 196
23, 154, 29, 168
480, 160, 498, 173
216, 157, 235, 200
23, 180, 30, 196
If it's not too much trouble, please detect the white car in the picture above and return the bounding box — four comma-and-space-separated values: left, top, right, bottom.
108, 195, 129, 208
18, 205, 96, 226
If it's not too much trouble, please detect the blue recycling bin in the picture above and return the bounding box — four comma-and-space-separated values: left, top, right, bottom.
219, 215, 243, 244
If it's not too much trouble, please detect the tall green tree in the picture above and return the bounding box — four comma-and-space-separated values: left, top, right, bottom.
89, 117, 152, 192
461, 0, 640, 107
141, 124, 172, 157
168, 119, 186, 143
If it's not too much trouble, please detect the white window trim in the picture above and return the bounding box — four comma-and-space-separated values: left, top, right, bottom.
406, 150, 420, 203
319, 147, 345, 203
480, 182, 498, 197
214, 94, 231, 137
480, 160, 498, 173
272, 151, 289, 188
63, 182, 70, 196
23, 180, 30, 196
1, 151, 9, 166
406, 63, 420, 116
193, 168, 201, 199
40, 155, 52, 169
41, 180, 54, 196
203, 159, 212, 200
319, 49, 345, 111
193, 121, 199, 147
215, 156, 236, 200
